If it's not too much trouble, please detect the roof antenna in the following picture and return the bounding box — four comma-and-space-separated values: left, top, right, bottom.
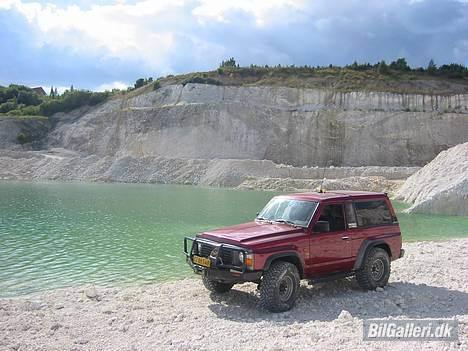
318, 160, 332, 193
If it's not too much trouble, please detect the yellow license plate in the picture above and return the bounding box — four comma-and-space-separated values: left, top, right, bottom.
193, 255, 211, 268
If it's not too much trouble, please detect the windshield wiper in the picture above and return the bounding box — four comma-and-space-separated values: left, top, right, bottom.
256, 217, 273, 224
274, 219, 298, 227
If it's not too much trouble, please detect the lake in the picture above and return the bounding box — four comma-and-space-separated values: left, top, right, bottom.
0, 181, 467, 297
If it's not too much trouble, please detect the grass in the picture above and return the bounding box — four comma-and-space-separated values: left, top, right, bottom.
155, 67, 468, 95
0, 114, 49, 120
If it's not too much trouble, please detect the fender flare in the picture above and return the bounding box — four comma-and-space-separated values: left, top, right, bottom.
354, 239, 391, 270
263, 251, 304, 277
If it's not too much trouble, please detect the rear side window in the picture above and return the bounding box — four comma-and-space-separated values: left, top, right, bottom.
354, 200, 393, 227
345, 202, 357, 229
318, 204, 345, 232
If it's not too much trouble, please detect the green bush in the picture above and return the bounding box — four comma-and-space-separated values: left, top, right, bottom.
17, 91, 41, 106
0, 85, 32, 104
377, 60, 389, 74
183, 76, 222, 86
16, 132, 31, 146
134, 78, 146, 89
18, 105, 40, 116
39, 91, 109, 116
0, 100, 17, 113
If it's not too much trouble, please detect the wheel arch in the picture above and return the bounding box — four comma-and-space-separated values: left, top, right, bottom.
354, 240, 391, 270
264, 252, 304, 278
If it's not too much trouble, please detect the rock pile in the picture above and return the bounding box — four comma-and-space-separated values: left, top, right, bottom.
397, 142, 468, 215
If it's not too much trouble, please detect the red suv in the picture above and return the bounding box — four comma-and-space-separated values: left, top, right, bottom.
184, 191, 404, 312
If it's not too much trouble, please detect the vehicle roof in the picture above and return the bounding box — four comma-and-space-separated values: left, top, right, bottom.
278, 190, 387, 202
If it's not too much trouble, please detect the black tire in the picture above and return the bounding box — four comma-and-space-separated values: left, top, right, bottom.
356, 247, 391, 290
259, 261, 300, 313
202, 274, 233, 293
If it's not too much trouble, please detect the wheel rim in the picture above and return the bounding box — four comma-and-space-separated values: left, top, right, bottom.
370, 258, 385, 281
278, 276, 294, 302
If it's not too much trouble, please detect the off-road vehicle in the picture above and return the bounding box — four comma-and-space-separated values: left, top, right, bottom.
184, 191, 404, 312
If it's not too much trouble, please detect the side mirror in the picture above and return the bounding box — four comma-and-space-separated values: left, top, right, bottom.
314, 221, 330, 233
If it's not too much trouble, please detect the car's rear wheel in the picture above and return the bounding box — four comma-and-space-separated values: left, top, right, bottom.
259, 261, 300, 312
202, 274, 233, 293
356, 247, 391, 290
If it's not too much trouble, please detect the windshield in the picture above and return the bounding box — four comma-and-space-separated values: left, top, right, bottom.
257, 198, 318, 227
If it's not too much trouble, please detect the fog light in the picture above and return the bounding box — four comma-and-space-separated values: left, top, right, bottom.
238, 251, 244, 262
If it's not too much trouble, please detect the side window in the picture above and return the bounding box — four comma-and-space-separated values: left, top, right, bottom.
318, 204, 345, 232
345, 202, 357, 229
355, 200, 393, 227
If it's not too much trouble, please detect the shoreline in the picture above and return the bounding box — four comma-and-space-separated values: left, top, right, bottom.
1, 238, 467, 350
1, 235, 467, 301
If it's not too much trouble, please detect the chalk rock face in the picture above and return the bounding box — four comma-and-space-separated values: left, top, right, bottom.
396, 142, 468, 216
45, 84, 468, 167
1, 84, 467, 185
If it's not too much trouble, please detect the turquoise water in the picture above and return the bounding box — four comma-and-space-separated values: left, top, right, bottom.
0, 181, 466, 297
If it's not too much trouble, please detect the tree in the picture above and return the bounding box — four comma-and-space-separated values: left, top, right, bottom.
390, 58, 410, 71
427, 59, 437, 74
220, 57, 237, 68
134, 78, 146, 89
54, 88, 58, 97
17, 91, 41, 106
70, 85, 74, 92
378, 60, 389, 74
438, 63, 467, 78
50, 86, 55, 97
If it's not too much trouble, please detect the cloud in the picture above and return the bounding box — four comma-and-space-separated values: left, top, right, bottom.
1, 0, 467, 90
96, 81, 129, 92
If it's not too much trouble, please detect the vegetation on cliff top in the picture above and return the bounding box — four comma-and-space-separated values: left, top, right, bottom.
1, 57, 467, 120
152, 57, 468, 95
0, 85, 109, 119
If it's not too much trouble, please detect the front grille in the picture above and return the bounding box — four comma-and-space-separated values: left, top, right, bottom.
196, 241, 236, 266
220, 250, 233, 265
199, 242, 215, 257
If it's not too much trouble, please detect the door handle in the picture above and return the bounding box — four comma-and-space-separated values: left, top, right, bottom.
341, 236, 350, 240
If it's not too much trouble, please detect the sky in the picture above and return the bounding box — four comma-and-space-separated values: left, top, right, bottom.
0, 0, 467, 91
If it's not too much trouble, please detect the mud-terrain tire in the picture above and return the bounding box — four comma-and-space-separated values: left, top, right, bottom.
202, 275, 233, 293
259, 261, 300, 312
356, 247, 391, 290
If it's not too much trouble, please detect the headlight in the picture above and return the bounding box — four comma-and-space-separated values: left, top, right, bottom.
238, 251, 244, 262
197, 242, 202, 254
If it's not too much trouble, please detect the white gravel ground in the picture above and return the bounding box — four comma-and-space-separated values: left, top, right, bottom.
1, 239, 467, 351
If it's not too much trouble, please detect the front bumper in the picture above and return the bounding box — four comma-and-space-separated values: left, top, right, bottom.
183, 237, 262, 284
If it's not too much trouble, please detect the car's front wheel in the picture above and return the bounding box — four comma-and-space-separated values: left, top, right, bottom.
202, 274, 233, 293
356, 247, 391, 290
259, 261, 300, 312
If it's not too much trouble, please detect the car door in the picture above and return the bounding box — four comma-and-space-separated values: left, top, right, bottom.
308, 203, 353, 275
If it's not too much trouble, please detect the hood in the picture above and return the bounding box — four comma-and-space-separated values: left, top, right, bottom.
198, 221, 305, 246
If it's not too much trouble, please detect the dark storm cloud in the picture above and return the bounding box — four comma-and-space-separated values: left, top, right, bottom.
1, 0, 466, 90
